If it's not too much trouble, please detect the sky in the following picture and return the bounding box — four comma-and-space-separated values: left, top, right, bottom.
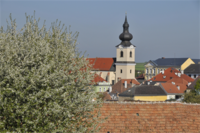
0, 0, 199, 62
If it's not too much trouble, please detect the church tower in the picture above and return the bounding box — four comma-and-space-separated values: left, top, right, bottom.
115, 15, 136, 82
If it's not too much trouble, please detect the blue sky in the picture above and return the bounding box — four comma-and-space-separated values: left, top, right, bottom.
0, 0, 199, 62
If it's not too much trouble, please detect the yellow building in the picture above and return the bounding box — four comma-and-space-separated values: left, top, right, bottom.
118, 85, 167, 101
144, 57, 196, 80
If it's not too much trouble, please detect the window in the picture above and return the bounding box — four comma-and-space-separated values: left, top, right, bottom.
130, 51, 132, 57
130, 69, 132, 73
104, 88, 106, 92
194, 75, 196, 78
121, 69, 122, 73
150, 69, 152, 74
120, 51, 123, 57
161, 69, 162, 72
112, 80, 115, 85
189, 74, 191, 77
99, 88, 101, 92
157, 69, 159, 74
146, 68, 148, 74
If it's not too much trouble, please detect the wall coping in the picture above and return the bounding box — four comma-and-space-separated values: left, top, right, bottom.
104, 101, 200, 105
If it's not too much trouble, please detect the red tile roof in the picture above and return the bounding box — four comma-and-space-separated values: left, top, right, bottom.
121, 79, 140, 85
87, 58, 114, 71
112, 79, 140, 94
92, 74, 106, 84
161, 83, 187, 94
149, 67, 194, 83
166, 77, 188, 86
98, 103, 200, 132
136, 73, 145, 79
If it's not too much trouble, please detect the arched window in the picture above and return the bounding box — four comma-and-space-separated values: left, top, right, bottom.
121, 69, 122, 73
120, 51, 123, 57
130, 51, 132, 57
130, 69, 132, 73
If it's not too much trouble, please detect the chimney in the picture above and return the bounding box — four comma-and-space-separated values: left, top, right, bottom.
124, 81, 127, 88
162, 57, 165, 59
177, 85, 180, 90
181, 70, 184, 74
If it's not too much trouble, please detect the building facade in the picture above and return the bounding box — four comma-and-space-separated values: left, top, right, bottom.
145, 58, 195, 80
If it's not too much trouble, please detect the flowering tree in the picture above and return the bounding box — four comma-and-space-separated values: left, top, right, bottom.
0, 13, 102, 132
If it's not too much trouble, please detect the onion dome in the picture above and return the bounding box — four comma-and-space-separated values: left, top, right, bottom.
117, 14, 135, 47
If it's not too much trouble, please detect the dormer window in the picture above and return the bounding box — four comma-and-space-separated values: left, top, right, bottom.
130, 51, 132, 57
120, 51, 123, 57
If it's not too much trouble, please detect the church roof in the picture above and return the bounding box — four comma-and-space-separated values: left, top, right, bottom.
87, 57, 116, 71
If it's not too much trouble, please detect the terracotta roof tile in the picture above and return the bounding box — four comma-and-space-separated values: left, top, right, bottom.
92, 74, 106, 83
149, 67, 194, 82
112, 79, 140, 94
87, 58, 114, 71
166, 77, 188, 86
161, 83, 187, 94
136, 73, 145, 79
98, 103, 200, 132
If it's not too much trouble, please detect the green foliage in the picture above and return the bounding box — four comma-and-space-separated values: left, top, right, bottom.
135, 63, 145, 71
183, 90, 200, 103
0, 13, 103, 132
194, 79, 200, 95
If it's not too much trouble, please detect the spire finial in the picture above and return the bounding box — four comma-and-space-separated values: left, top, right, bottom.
118, 14, 133, 46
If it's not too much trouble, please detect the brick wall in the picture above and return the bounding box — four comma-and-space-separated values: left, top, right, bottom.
98, 102, 200, 133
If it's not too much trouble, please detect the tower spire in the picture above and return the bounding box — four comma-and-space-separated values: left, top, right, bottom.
118, 14, 134, 47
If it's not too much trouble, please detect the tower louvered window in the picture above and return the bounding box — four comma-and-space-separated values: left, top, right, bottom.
130, 51, 132, 57
120, 51, 123, 57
